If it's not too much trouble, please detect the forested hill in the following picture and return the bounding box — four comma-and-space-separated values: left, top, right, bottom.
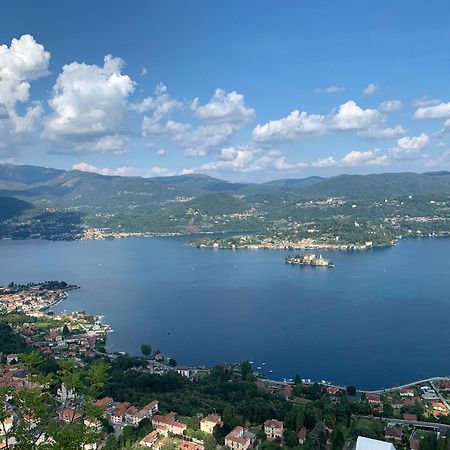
1, 163, 450, 240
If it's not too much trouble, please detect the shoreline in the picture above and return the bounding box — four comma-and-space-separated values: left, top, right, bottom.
9, 284, 450, 393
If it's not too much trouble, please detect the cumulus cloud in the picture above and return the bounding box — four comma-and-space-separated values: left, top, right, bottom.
363, 83, 378, 96
199, 146, 307, 173
252, 101, 384, 143
359, 124, 406, 139
43, 55, 135, 153
414, 101, 450, 119
341, 150, 379, 166
314, 86, 345, 94
73, 162, 140, 177
73, 161, 175, 177
132, 82, 181, 116
141, 87, 253, 156
192, 89, 255, 124
312, 150, 390, 168
0, 35, 50, 150
156, 148, 166, 156
389, 133, 429, 159
311, 157, 338, 168
378, 100, 402, 112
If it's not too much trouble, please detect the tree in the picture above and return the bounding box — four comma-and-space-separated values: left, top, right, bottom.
141, 344, 152, 357
294, 373, 302, 385
62, 324, 70, 336
204, 434, 218, 450
284, 429, 299, 448
346, 385, 357, 396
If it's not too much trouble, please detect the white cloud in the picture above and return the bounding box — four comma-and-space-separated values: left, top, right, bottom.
73, 162, 140, 177
156, 148, 166, 156
252, 101, 383, 143
132, 82, 182, 116
141, 67, 148, 76
73, 162, 175, 177
199, 146, 307, 173
192, 89, 255, 125
330, 101, 382, 130
312, 157, 338, 168
359, 124, 406, 139
389, 133, 429, 159
44, 55, 135, 153
315, 86, 345, 94
0, 35, 50, 150
363, 83, 378, 96
378, 100, 402, 112
144, 166, 176, 177
341, 150, 378, 166
411, 97, 441, 108
414, 101, 450, 119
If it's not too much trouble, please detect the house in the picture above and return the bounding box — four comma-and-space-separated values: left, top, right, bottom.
400, 389, 415, 397
110, 402, 130, 425
140, 430, 168, 450
385, 428, 402, 441
179, 441, 204, 450
60, 408, 82, 423
94, 397, 113, 409
264, 419, 284, 440
200, 414, 223, 434
356, 436, 396, 450
432, 402, 448, 417
152, 412, 187, 436
225, 426, 253, 450
327, 386, 341, 395
366, 393, 381, 405
410, 438, 420, 450
176, 366, 190, 378
298, 427, 307, 445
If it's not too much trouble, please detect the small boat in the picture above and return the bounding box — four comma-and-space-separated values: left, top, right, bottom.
257, 366, 262, 370
269, 370, 273, 373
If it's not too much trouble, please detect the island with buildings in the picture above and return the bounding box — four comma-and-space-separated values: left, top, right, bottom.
285, 254, 335, 268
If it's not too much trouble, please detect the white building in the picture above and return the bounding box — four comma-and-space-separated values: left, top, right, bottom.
356, 436, 396, 450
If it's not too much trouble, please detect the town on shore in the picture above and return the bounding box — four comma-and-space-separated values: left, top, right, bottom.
1, 282, 450, 450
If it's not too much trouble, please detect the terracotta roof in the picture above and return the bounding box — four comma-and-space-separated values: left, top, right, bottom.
264, 419, 284, 429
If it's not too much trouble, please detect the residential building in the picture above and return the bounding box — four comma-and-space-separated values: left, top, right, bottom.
225, 426, 253, 450
152, 412, 187, 436
200, 414, 222, 434
264, 419, 284, 440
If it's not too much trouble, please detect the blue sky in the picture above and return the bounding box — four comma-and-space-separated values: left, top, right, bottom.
1, 1, 450, 181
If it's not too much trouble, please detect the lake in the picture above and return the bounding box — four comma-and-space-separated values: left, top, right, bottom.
1, 236, 449, 390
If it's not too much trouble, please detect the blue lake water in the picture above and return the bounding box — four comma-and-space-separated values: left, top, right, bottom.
1, 236, 450, 390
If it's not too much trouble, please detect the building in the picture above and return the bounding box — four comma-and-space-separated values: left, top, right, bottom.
298, 428, 307, 444
356, 436, 396, 450
225, 426, 253, 450
200, 414, 222, 434
176, 366, 190, 378
110, 402, 130, 425
60, 408, 82, 423
152, 412, 187, 436
264, 419, 284, 440
366, 393, 381, 405
385, 428, 402, 441
179, 441, 204, 450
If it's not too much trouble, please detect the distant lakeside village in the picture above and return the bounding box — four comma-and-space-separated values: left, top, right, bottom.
1, 282, 450, 449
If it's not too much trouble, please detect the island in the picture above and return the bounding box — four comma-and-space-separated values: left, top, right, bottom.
285, 253, 335, 268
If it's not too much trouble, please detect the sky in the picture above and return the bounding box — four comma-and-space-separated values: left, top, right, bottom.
1, 1, 450, 182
